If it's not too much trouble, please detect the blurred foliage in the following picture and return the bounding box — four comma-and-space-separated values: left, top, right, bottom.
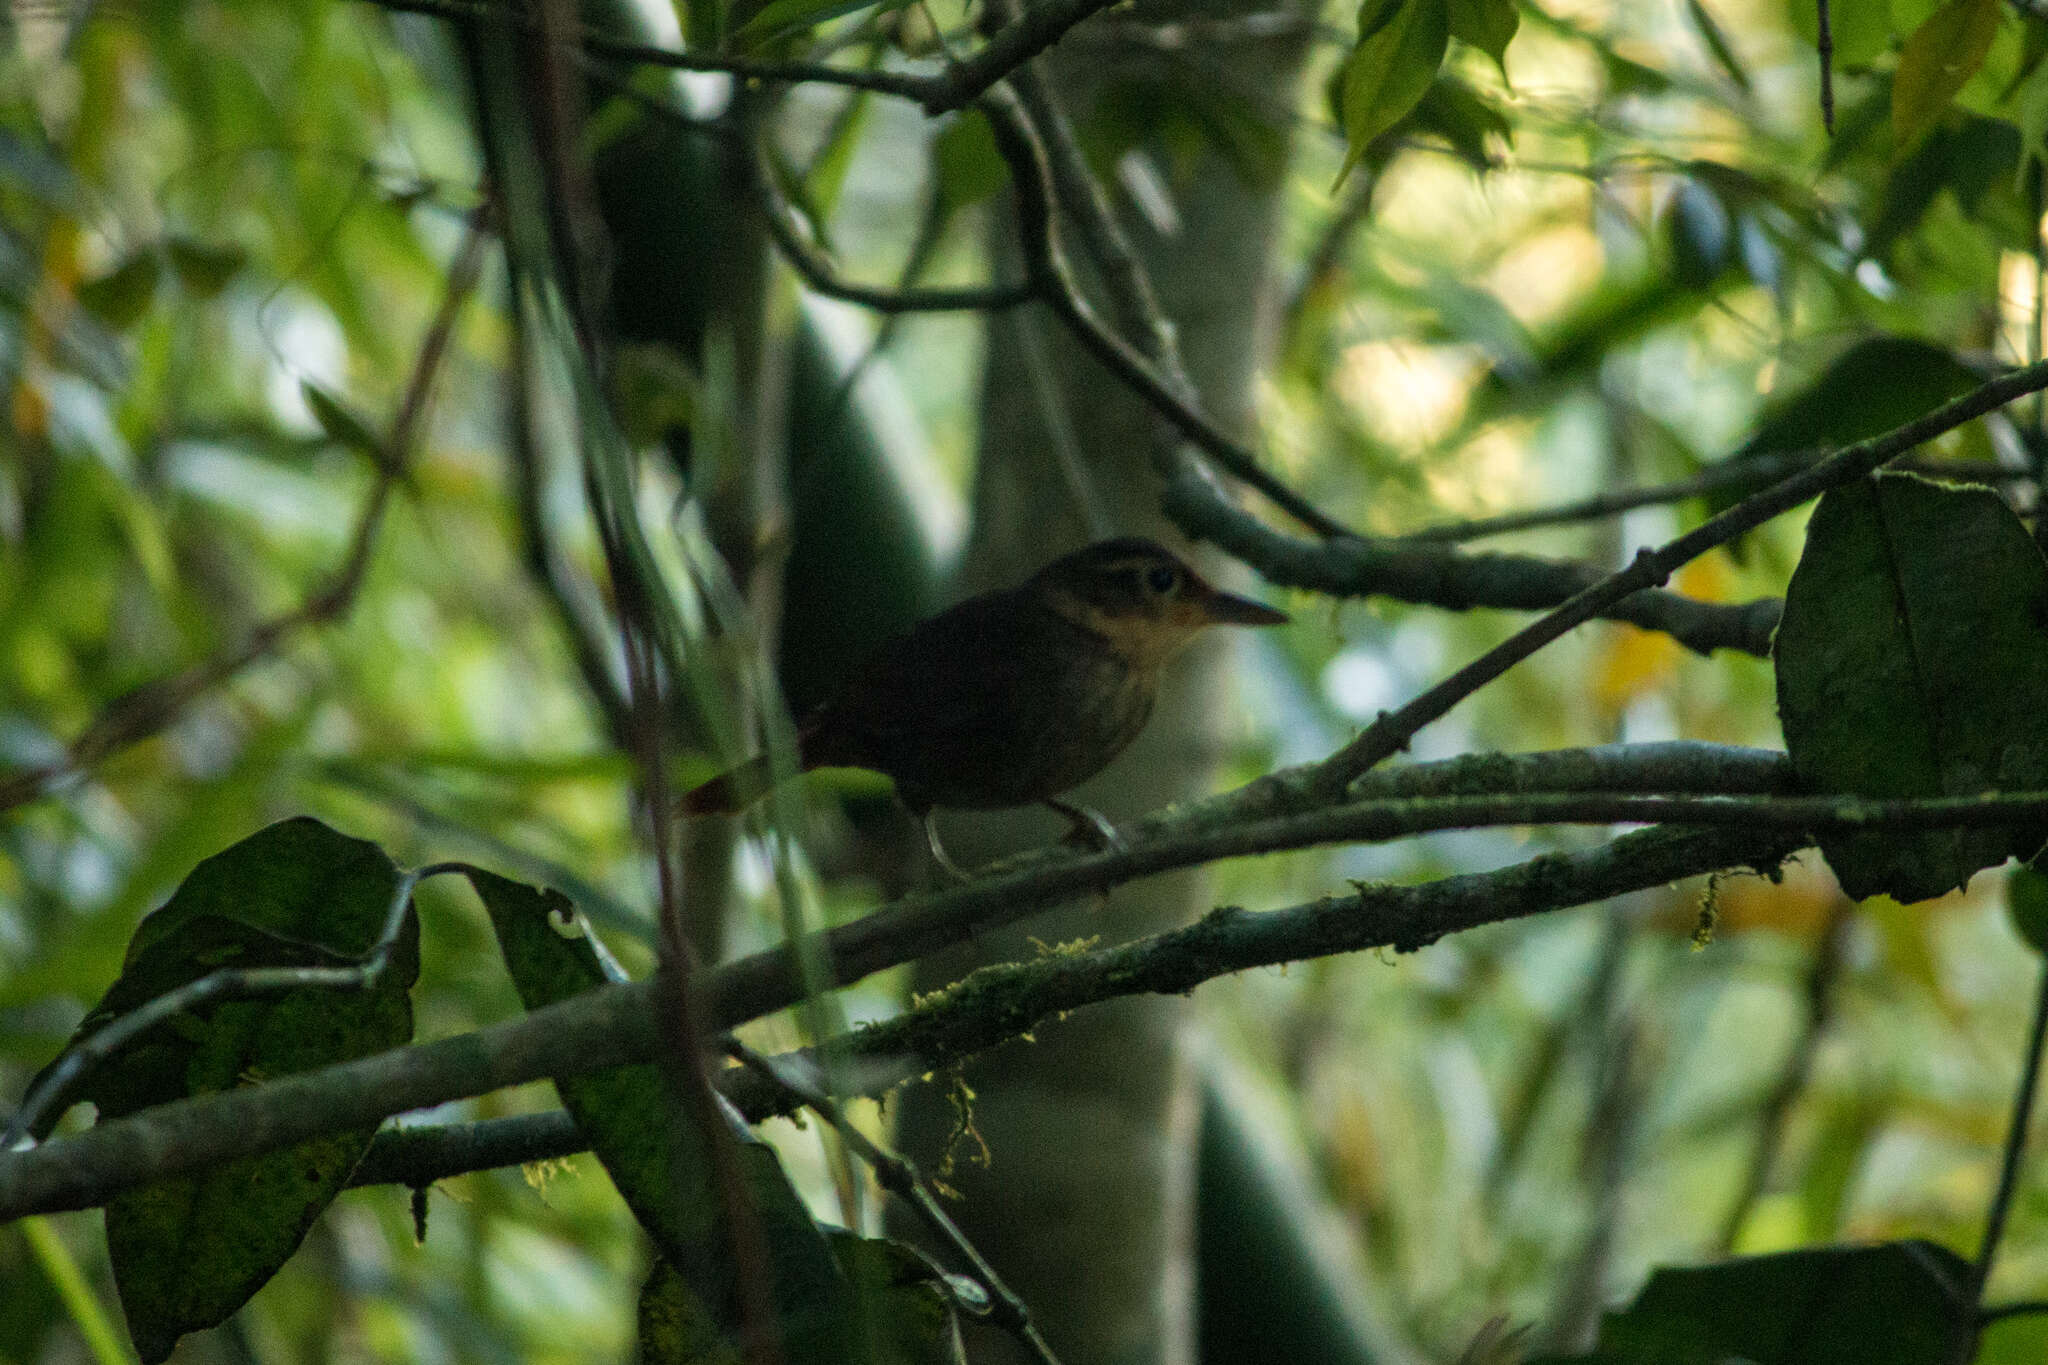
10, 0, 2048, 1359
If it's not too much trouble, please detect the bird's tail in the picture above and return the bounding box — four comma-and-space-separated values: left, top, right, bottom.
677, 752, 781, 815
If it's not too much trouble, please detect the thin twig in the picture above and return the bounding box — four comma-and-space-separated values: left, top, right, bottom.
748, 135, 1035, 313
1815, 0, 1834, 134
1981, 1299, 2048, 1325
977, 87, 1351, 538
1401, 454, 2032, 544
1968, 961, 2048, 1311
363, 0, 1117, 114
1713, 899, 1854, 1254
0, 212, 490, 815
3, 863, 463, 1150
1311, 355, 2048, 792
726, 1041, 1064, 1365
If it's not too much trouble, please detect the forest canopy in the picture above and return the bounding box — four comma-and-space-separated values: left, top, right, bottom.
10, 0, 2048, 1361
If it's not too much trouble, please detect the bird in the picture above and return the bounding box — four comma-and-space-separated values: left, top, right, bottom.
679, 537, 1289, 877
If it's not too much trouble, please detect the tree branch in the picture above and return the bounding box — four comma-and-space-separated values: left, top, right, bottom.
4, 817, 1805, 1220
362, 0, 1119, 114
1310, 355, 2048, 791
1400, 454, 2032, 544
747, 134, 1035, 313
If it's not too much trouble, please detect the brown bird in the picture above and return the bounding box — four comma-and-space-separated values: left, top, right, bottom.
679, 537, 1289, 876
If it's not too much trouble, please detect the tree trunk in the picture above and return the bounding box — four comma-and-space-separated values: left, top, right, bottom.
892, 10, 1314, 1360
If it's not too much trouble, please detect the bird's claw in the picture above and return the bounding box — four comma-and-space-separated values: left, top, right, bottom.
1046, 799, 1125, 856
922, 813, 974, 884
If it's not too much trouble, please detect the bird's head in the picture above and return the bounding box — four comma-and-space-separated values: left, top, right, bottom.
1032, 538, 1289, 670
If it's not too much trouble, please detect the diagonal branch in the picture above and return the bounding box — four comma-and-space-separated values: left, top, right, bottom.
1, 818, 1803, 1221
1311, 355, 2048, 792
726, 1041, 1064, 1365
748, 135, 1036, 313
1400, 453, 2032, 544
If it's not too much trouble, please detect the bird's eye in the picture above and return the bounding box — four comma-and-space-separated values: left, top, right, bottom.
1145, 563, 1179, 594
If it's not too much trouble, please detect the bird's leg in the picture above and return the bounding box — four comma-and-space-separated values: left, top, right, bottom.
921, 811, 973, 883
1044, 798, 1126, 855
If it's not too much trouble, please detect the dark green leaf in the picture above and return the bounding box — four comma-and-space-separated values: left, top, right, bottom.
827, 1232, 969, 1365
1337, 0, 1451, 184
468, 870, 858, 1359
49, 818, 419, 1364
638, 1259, 740, 1365
1894, 0, 2002, 153
1526, 1241, 1970, 1363
1446, 0, 1516, 74
2010, 862, 2048, 953
165, 237, 246, 297
300, 381, 386, 461
1775, 475, 2048, 901
1738, 336, 1983, 460
734, 0, 899, 50
1869, 116, 2023, 258
75, 253, 161, 330
1406, 73, 1512, 170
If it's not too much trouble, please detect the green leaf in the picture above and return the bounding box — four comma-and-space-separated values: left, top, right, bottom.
734, 0, 900, 50
164, 237, 246, 297
2010, 862, 2048, 953
1336, 0, 1451, 185
826, 1232, 970, 1365
74, 253, 161, 330
1894, 0, 2002, 153
1525, 1241, 1971, 1363
468, 870, 858, 1359
2010, 42, 2048, 178
1737, 337, 1983, 461
43, 818, 419, 1364
1774, 475, 2048, 902
1406, 74, 1512, 169
638, 1259, 743, 1365
1868, 116, 2024, 256
300, 381, 386, 461
635, 1235, 971, 1365
1447, 0, 1517, 74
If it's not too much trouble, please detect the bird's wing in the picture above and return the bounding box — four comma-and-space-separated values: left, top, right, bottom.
803, 592, 1035, 767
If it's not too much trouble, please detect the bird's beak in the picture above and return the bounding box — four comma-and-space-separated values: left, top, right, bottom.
1199, 587, 1290, 626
